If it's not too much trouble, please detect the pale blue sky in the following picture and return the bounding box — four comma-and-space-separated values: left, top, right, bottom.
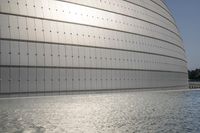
165, 0, 200, 70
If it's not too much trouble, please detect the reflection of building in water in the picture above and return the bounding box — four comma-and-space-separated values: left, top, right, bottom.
0, 0, 188, 96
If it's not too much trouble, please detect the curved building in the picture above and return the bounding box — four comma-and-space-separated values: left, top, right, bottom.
0, 0, 188, 96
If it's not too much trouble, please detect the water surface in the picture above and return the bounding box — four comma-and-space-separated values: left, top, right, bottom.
0, 89, 200, 133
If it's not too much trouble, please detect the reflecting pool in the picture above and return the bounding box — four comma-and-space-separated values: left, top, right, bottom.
1, 89, 200, 133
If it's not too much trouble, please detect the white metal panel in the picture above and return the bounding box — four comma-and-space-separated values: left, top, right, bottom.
107, 49, 111, 68
0, 67, 10, 93
90, 48, 95, 68
36, 43, 44, 66
35, 0, 44, 18
26, 0, 36, 16
63, 2, 72, 21
111, 70, 116, 89
60, 69, 66, 91
121, 70, 127, 88
43, 20, 52, 42
73, 69, 79, 90
109, 31, 115, 49
19, 0, 27, 15
101, 48, 107, 68
122, 51, 126, 69
52, 68, 60, 92
42, 0, 51, 19
91, 69, 96, 90
96, 69, 101, 90
85, 47, 90, 67
49, 0, 58, 19
59, 45, 66, 67
115, 50, 120, 69
27, 18, 36, 41
0, 14, 10, 38
111, 50, 116, 68
28, 68, 36, 92
125, 52, 129, 69
113, 70, 117, 89
68, 3, 81, 23
0, 40, 10, 65
85, 69, 91, 90
129, 71, 133, 88
128, 52, 132, 69
81, 26, 89, 46
51, 0, 59, 20
102, 70, 107, 89
78, 47, 85, 67
66, 69, 73, 91
125, 71, 129, 88
116, 70, 121, 89
107, 70, 111, 89
44, 44, 51, 66
142, 71, 147, 88
57, 22, 65, 43
35, 19, 44, 41
10, 67, 19, 93
50, 21, 58, 43
18, 17, 28, 40
19, 42, 28, 66
104, 30, 110, 48
9, 15, 19, 39
96, 48, 102, 68
76, 25, 83, 45
10, 0, 19, 14
10, 41, 19, 65
72, 46, 79, 67
140, 53, 144, 70
89, 48, 93, 68
55, 1, 65, 21
63, 23, 72, 44
78, 26, 85, 46
135, 71, 140, 88
19, 68, 27, 92
37, 68, 44, 92
0, 0, 10, 13
79, 69, 85, 90
28, 42, 36, 66
131, 71, 136, 88
70, 24, 78, 45
87, 27, 95, 47
66, 45, 73, 67
134, 52, 138, 69
44, 68, 52, 92
52, 45, 59, 66
119, 70, 123, 88
115, 32, 120, 49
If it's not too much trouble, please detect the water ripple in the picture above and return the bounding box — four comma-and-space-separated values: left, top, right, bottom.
0, 90, 200, 133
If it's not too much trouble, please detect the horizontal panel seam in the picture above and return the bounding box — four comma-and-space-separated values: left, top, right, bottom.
0, 65, 187, 74
0, 85, 190, 95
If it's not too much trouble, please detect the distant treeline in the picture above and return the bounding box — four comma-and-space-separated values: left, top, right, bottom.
188, 68, 200, 81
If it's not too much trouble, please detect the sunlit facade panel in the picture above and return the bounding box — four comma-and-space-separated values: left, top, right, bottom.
0, 0, 188, 96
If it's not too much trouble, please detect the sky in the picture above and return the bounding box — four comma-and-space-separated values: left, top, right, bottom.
165, 0, 200, 70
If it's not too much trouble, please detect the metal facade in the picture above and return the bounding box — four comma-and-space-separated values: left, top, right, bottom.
0, 0, 188, 96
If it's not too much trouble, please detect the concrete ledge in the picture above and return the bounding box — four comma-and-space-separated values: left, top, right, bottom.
0, 85, 188, 98
189, 82, 200, 89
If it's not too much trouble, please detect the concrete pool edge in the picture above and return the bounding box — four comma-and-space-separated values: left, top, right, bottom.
1, 86, 196, 100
